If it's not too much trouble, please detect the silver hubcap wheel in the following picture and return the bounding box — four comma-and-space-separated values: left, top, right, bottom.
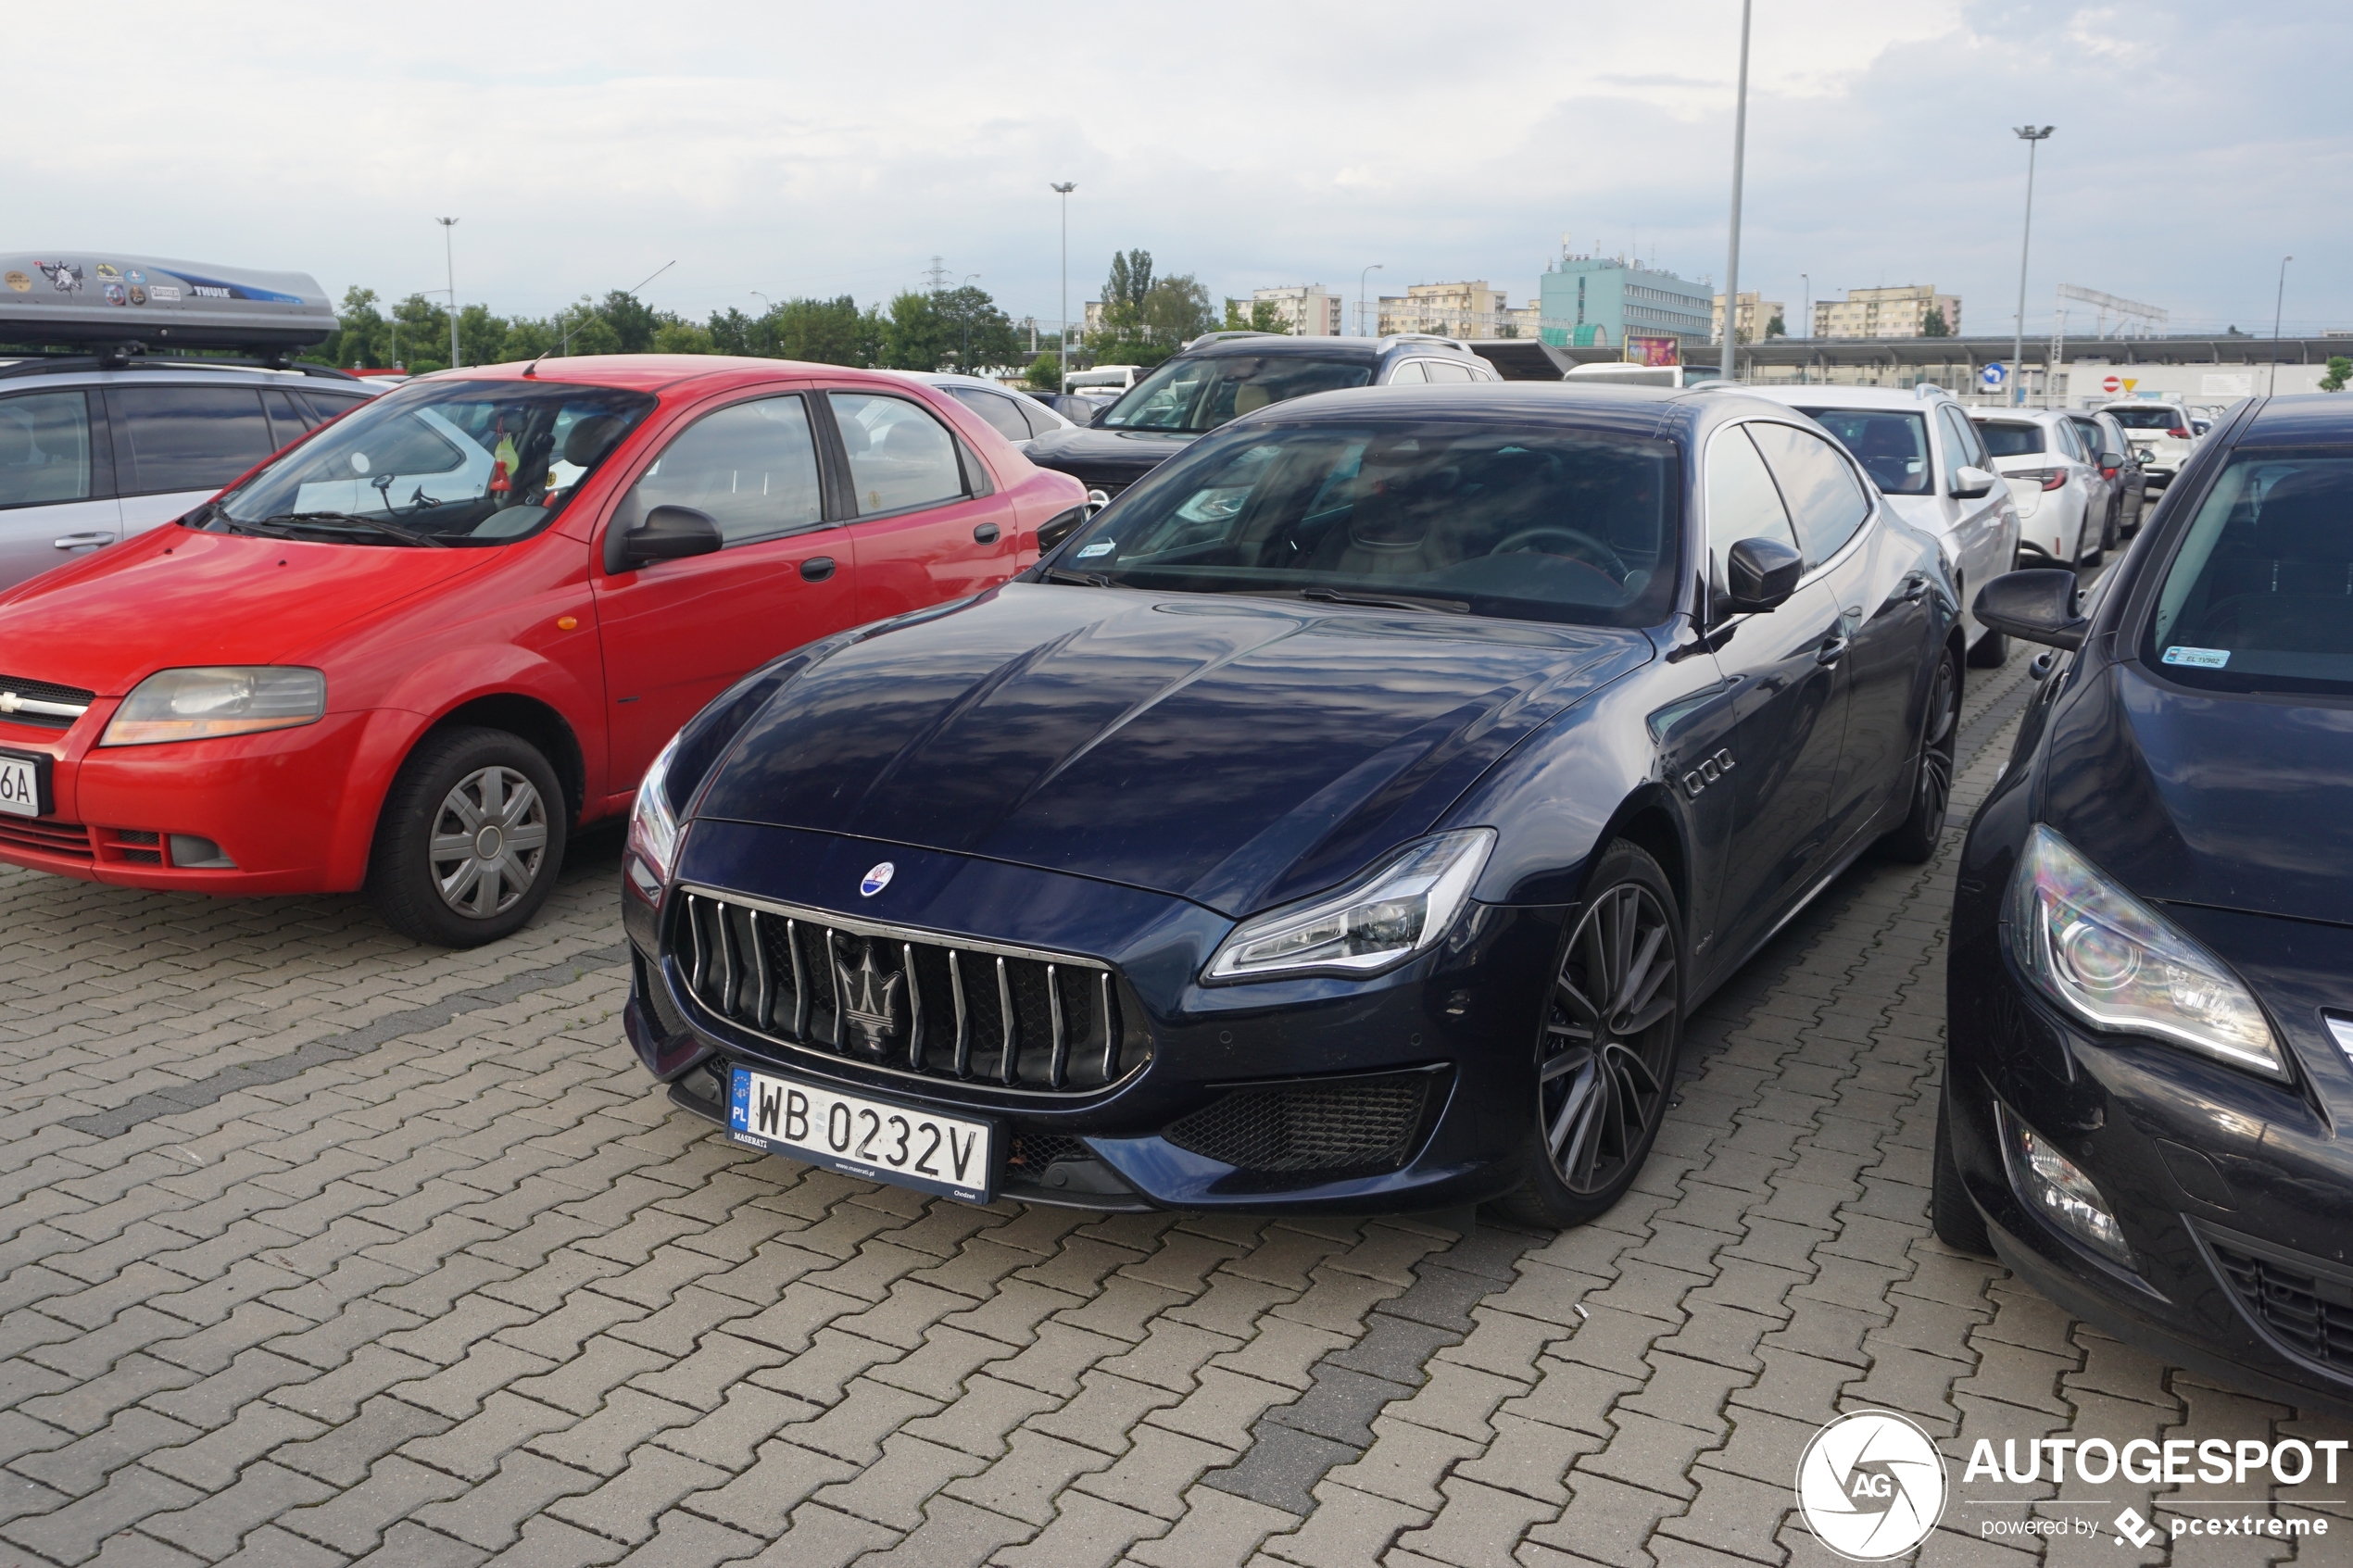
429, 766, 548, 919
1539, 882, 1679, 1196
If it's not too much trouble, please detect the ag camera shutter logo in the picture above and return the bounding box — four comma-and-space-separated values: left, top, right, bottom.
1795, 1410, 1948, 1561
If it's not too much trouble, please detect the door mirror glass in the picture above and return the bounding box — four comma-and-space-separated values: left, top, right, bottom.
1951, 464, 1996, 500
2099, 451, 2125, 470
620, 505, 723, 566
1723, 535, 1804, 614
1974, 568, 2087, 649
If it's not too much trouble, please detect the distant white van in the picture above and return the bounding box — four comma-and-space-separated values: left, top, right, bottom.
1064, 365, 1143, 395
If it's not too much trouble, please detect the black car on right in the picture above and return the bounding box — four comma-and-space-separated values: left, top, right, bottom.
1941, 393, 2353, 1414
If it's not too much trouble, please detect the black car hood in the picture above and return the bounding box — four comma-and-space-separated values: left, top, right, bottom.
694, 583, 1655, 916
2040, 657, 2353, 927
1020, 426, 1197, 490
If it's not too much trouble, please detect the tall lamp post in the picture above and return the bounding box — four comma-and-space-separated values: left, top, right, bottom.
436, 218, 460, 369
1799, 273, 1809, 383
2009, 126, 2054, 407
1360, 263, 1383, 337
2271, 255, 2293, 395
1051, 182, 1076, 388
1718, 0, 1754, 383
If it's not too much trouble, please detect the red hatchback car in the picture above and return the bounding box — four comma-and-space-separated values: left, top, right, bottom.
0, 356, 1085, 944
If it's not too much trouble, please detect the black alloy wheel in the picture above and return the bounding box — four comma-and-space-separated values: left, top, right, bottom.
369, 726, 569, 947
1506, 839, 1683, 1229
1880, 646, 1959, 863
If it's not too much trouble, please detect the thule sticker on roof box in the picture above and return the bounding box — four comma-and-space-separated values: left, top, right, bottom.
0, 254, 332, 350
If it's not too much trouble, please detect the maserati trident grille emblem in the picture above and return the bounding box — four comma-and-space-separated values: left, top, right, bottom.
837, 943, 905, 1051
860, 861, 895, 897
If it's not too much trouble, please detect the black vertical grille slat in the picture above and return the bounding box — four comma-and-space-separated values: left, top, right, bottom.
667, 891, 1141, 1095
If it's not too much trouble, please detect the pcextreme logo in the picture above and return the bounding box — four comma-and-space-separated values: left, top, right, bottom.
1795, 1411, 1948, 1561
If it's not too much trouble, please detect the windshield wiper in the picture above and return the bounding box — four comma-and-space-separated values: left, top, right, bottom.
263, 511, 450, 547
1041, 568, 1118, 587
1290, 587, 1470, 615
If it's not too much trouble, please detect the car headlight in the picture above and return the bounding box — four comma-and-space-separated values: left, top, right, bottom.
2004, 824, 2285, 1079
1205, 829, 1493, 983
100, 667, 326, 746
625, 733, 684, 904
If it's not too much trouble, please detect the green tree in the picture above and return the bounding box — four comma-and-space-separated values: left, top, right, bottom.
2322, 356, 2352, 393
1140, 274, 1214, 346
1765, 313, 1787, 338
1220, 299, 1293, 334
771, 295, 880, 365
1026, 353, 1062, 393
1104, 250, 1153, 319
651, 320, 714, 355
600, 290, 662, 353
935, 285, 1019, 372
457, 303, 512, 368
878, 290, 952, 370
1921, 305, 1951, 338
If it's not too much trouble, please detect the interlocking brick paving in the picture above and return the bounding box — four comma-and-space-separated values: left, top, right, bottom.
3, 620, 2346, 1566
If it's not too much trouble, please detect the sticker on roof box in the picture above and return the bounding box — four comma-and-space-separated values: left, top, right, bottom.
2162, 646, 2230, 669
3, 272, 26, 293
147, 284, 181, 302
102, 283, 126, 306
1076, 540, 1116, 558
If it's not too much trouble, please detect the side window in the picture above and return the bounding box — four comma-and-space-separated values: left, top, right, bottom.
630, 394, 824, 546
830, 392, 967, 515
1017, 398, 1061, 438
111, 386, 276, 495
1705, 424, 1799, 588
1423, 359, 1476, 383
262, 389, 313, 447
0, 391, 94, 508
1385, 360, 1428, 384
302, 392, 369, 424
1747, 421, 1871, 567
949, 388, 1032, 444
1939, 406, 1986, 472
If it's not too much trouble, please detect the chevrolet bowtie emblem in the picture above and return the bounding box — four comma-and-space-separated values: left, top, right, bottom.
837, 943, 904, 1051
0, 693, 21, 713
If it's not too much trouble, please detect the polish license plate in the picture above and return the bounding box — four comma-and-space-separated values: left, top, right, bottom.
728, 1065, 994, 1202
0, 750, 48, 819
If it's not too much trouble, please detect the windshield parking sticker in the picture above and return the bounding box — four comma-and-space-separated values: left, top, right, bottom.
1076, 540, 1116, 558
2163, 646, 2231, 668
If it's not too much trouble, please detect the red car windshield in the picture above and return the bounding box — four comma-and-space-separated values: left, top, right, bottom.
209, 380, 655, 548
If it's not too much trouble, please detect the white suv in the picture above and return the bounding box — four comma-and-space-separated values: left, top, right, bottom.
1747, 385, 2020, 666
1968, 408, 2105, 569
2098, 400, 2201, 489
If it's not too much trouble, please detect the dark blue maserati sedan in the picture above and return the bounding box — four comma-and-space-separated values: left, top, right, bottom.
1942, 393, 2353, 1412
621, 383, 1963, 1225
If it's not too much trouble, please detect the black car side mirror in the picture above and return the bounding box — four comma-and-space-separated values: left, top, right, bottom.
617, 506, 723, 570
1975, 569, 2088, 649
1950, 464, 1996, 500
1721, 536, 1804, 615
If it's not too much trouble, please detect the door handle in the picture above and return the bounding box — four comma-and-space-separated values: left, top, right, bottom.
1816, 635, 1848, 666
972, 522, 1000, 545
53, 533, 112, 548
799, 556, 836, 583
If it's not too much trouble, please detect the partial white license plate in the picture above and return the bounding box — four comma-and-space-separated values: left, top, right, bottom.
0, 751, 46, 819
728, 1065, 994, 1202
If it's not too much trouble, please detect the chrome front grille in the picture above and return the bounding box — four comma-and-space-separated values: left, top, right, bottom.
669, 888, 1144, 1094
0, 674, 94, 731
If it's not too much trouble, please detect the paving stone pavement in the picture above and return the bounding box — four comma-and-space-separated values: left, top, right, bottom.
3, 636, 2347, 1567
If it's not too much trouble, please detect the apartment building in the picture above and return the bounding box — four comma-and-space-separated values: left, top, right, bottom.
1712, 290, 1784, 345
1813, 284, 1962, 340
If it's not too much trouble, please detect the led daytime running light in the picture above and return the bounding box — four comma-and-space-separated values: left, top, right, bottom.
1206, 830, 1493, 982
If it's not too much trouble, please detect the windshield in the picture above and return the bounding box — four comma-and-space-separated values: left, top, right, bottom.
2146, 447, 2353, 696
1097, 353, 1374, 434
1803, 409, 1931, 495
213, 380, 655, 546
1977, 421, 2045, 458
1046, 415, 1680, 627
2108, 407, 2184, 431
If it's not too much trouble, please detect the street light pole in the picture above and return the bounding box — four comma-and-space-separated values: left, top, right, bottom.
2009, 126, 2053, 407
2271, 255, 2293, 396
1718, 0, 1753, 383
436, 218, 459, 369
1051, 183, 1075, 389
1360, 263, 1383, 337
1799, 273, 1809, 382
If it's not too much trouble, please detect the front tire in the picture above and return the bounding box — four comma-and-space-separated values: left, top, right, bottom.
1879, 646, 1958, 863
368, 726, 568, 947
1503, 840, 1684, 1230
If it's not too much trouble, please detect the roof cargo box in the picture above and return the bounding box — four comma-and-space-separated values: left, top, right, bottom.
0, 255, 333, 350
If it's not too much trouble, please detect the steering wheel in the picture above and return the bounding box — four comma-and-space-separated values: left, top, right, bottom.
1493, 526, 1628, 580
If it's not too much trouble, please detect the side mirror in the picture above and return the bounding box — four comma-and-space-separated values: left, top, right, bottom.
1951, 464, 1996, 499
1722, 535, 1804, 615
617, 505, 722, 569
1974, 569, 2088, 650
2098, 450, 2125, 470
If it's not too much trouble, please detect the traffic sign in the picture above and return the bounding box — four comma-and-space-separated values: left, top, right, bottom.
2103, 374, 2121, 394
1981, 362, 2007, 389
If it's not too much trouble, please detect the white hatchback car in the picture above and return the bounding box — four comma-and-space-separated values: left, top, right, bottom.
1968, 407, 2105, 570
900, 372, 1076, 450
1747, 385, 2020, 666
2098, 400, 2201, 489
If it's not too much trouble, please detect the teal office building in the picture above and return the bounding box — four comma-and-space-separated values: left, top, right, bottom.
1538, 257, 1714, 354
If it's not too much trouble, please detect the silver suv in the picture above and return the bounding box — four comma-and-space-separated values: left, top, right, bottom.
0, 356, 378, 591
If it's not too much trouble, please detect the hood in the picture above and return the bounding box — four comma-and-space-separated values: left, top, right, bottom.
2040, 657, 2353, 928
0, 525, 498, 696
694, 583, 1654, 916
1020, 426, 1197, 490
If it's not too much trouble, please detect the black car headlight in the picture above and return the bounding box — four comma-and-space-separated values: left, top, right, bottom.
2004, 824, 2285, 1080
1205, 830, 1493, 983
625, 733, 683, 905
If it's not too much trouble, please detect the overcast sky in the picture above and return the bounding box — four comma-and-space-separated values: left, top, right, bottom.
17, 1, 2347, 340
